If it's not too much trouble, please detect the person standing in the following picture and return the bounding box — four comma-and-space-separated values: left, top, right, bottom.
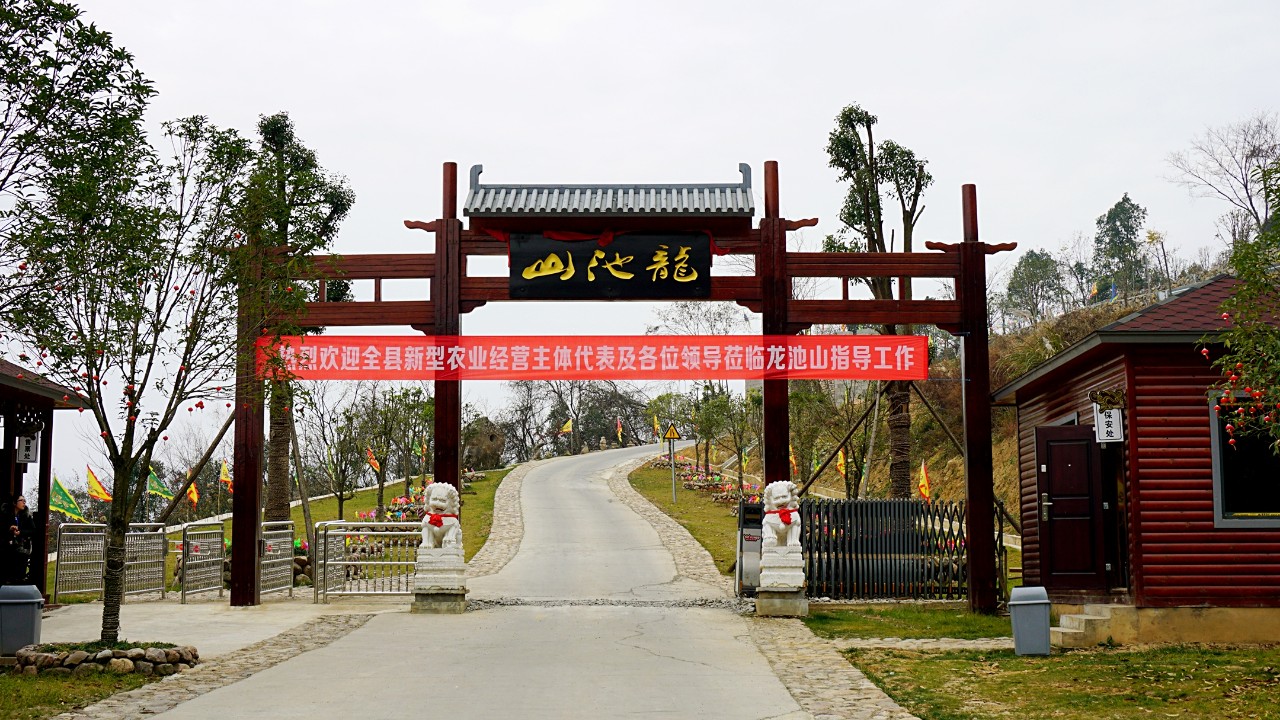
2, 496, 35, 584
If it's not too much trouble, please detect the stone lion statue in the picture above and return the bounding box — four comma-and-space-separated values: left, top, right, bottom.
420, 483, 462, 552
761, 480, 802, 550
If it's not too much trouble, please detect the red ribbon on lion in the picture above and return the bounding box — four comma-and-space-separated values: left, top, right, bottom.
426, 512, 458, 528
766, 508, 795, 525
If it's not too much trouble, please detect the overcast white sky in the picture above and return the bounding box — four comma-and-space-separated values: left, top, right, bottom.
41, 0, 1280, 485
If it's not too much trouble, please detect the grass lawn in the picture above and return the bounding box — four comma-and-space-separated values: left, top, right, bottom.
849, 644, 1280, 720
628, 462, 738, 574
806, 605, 1011, 640
48, 467, 513, 598
0, 671, 151, 720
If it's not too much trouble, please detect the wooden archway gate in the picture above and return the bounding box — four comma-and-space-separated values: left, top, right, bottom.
230, 161, 1012, 612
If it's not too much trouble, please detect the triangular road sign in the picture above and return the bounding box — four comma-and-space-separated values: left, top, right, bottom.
663, 423, 681, 441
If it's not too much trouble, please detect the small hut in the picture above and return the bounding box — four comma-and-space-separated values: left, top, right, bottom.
993, 276, 1280, 645
1, 359, 86, 594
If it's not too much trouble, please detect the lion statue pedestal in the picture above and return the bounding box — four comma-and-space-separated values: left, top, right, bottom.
756, 480, 808, 617
410, 483, 467, 614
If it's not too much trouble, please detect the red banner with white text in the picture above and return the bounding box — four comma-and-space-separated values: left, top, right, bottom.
255, 335, 929, 381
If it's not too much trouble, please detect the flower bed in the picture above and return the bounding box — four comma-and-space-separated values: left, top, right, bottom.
12, 643, 199, 677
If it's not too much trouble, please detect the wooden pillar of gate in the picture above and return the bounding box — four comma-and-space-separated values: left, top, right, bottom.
760, 161, 791, 487
231, 246, 265, 606
433, 162, 463, 491
959, 184, 998, 614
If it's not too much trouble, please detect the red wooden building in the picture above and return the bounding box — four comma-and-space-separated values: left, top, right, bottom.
2, 359, 86, 595
993, 276, 1280, 644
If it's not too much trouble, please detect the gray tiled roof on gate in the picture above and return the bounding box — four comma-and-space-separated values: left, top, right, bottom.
463, 164, 756, 218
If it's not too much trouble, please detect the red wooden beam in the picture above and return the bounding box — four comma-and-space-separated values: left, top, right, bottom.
760, 161, 789, 489
434, 163, 463, 492
787, 252, 961, 278
300, 301, 433, 327
300, 254, 435, 280
231, 257, 265, 606
788, 299, 963, 326
959, 183, 999, 615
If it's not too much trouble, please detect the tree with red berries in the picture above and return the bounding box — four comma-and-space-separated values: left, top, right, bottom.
1209, 159, 1280, 448
7, 116, 251, 641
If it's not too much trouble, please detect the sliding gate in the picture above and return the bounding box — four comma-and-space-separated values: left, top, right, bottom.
800, 498, 969, 600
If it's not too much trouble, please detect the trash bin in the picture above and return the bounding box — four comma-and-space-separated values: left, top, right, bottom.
736, 502, 763, 597
0, 585, 44, 655
1008, 586, 1051, 656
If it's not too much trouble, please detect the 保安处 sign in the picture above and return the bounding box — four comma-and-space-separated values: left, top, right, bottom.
257, 335, 929, 382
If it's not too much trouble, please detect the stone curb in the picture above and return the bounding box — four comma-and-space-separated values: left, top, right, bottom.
603, 456, 730, 595
49, 614, 373, 720
466, 460, 551, 579
750, 618, 922, 720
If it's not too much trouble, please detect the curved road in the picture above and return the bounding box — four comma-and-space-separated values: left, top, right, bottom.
470, 442, 719, 600
155, 447, 809, 720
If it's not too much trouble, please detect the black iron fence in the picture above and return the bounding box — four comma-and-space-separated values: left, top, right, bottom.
799, 498, 970, 600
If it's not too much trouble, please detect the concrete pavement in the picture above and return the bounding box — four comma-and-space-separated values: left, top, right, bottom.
41, 447, 917, 719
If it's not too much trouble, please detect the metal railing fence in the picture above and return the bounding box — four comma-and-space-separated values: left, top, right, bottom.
180, 523, 225, 603
799, 498, 969, 600
123, 523, 167, 598
53, 524, 105, 603
261, 521, 295, 597
313, 521, 421, 603
53, 523, 168, 603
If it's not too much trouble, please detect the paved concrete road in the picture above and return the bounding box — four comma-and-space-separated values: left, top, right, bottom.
152, 448, 809, 720
470, 442, 719, 600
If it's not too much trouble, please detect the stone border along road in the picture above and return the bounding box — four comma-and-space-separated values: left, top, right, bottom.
50, 614, 373, 720
465, 459, 547, 578
602, 454, 921, 720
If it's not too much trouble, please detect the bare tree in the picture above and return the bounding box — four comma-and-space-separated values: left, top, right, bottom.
296, 381, 364, 520
1169, 112, 1279, 240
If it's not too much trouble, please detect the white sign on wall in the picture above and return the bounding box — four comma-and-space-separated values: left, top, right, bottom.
16, 434, 39, 464
1092, 404, 1125, 444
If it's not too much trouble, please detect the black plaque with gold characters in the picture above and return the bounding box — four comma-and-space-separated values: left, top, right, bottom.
509, 232, 711, 299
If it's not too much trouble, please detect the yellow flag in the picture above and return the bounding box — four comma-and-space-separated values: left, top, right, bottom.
86, 466, 112, 502
219, 459, 233, 493
559, 418, 573, 434
653, 414, 660, 437
187, 479, 200, 507
918, 460, 932, 502
837, 448, 847, 479
789, 445, 797, 476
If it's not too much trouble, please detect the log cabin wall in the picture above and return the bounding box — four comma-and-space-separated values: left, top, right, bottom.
1016, 354, 1128, 587
1128, 345, 1280, 608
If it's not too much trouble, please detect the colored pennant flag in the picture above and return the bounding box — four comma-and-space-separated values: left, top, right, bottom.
652, 414, 660, 437
558, 418, 573, 435
789, 444, 798, 476
1108, 282, 1118, 301
365, 447, 381, 473
147, 466, 174, 500
918, 460, 932, 502
50, 475, 85, 521
616, 416, 623, 443
420, 439, 429, 458
219, 459, 234, 493
1089, 281, 1099, 299
837, 448, 847, 480
187, 479, 200, 507
86, 466, 112, 502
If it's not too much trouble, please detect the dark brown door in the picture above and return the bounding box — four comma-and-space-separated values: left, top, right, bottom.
1035, 426, 1107, 591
